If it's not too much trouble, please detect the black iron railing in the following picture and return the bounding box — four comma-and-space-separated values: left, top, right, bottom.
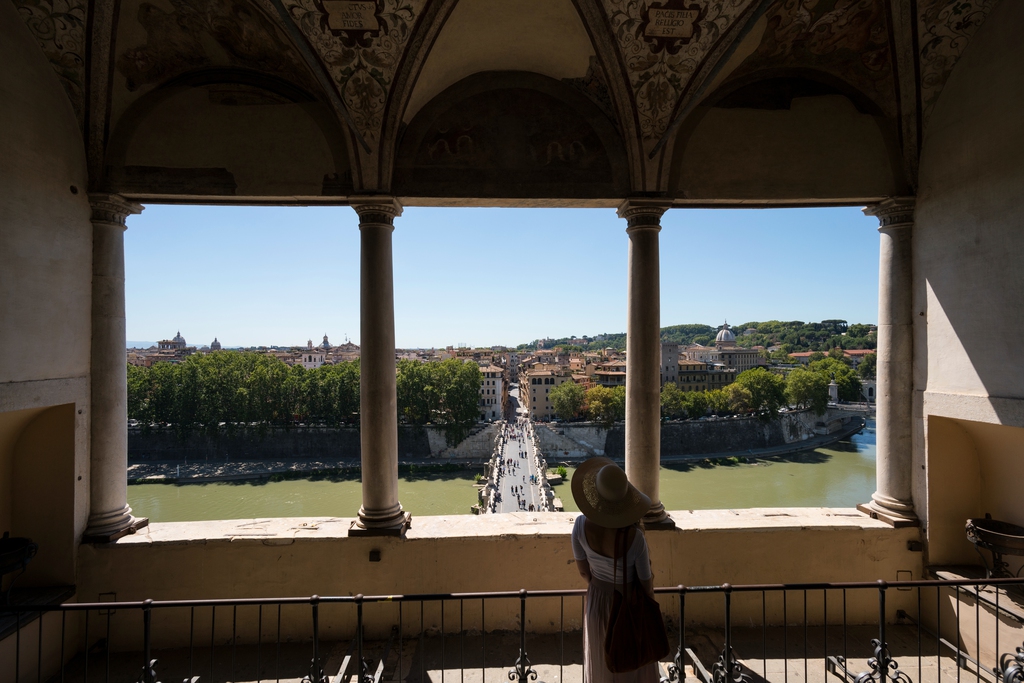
3, 577, 1024, 683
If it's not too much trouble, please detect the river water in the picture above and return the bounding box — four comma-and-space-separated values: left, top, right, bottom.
128, 420, 876, 523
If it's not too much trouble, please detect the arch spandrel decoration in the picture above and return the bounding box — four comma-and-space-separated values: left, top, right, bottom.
600, 0, 758, 143
12, 0, 87, 125
394, 72, 629, 201
918, 0, 998, 125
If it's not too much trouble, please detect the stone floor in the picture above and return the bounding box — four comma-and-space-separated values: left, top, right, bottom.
40, 625, 992, 683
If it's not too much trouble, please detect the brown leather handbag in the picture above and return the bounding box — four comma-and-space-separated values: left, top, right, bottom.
603, 526, 670, 673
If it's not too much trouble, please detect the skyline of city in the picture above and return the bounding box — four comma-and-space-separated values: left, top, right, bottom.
126, 205, 881, 348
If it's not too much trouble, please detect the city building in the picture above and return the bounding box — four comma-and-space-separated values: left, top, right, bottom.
478, 364, 503, 421
157, 331, 187, 351
660, 342, 679, 387
210, 337, 221, 351
299, 340, 326, 369
676, 359, 709, 392
593, 360, 627, 388
683, 322, 765, 374
521, 369, 572, 421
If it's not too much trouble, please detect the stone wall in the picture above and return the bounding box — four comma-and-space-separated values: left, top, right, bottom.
128, 422, 501, 462
535, 408, 858, 461
74, 511, 922, 646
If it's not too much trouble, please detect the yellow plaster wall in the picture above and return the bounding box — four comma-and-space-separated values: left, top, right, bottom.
926, 417, 1024, 572
0, 407, 46, 536
11, 404, 78, 586
403, 0, 596, 123
925, 416, 982, 565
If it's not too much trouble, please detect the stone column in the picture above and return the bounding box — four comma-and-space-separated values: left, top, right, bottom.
84, 194, 147, 543
618, 199, 671, 526
350, 198, 409, 535
859, 197, 918, 527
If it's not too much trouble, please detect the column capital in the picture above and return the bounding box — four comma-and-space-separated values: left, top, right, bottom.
350, 196, 403, 226
864, 197, 915, 232
88, 193, 143, 227
617, 198, 670, 231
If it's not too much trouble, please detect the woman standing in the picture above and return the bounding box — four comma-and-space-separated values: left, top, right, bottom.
571, 457, 660, 683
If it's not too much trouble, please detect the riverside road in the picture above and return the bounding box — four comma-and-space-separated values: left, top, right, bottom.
491, 418, 542, 513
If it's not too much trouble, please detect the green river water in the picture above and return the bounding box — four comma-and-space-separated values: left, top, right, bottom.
128, 420, 876, 523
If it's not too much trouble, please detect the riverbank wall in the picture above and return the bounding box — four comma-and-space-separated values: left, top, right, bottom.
128, 408, 867, 465
128, 422, 501, 462
534, 408, 867, 462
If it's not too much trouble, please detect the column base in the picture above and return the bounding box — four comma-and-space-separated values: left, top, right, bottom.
83, 516, 149, 544
857, 501, 919, 528
349, 511, 411, 537
642, 502, 674, 529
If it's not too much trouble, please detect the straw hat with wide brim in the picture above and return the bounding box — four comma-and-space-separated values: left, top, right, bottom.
571, 457, 651, 529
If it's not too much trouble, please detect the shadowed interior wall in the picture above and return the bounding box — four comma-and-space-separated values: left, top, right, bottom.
108, 85, 350, 198
0, 1, 91, 385
0, 3, 93, 601
913, 0, 1024, 545
671, 94, 900, 201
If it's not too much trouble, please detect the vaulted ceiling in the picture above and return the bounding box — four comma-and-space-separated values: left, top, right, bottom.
12, 0, 999, 204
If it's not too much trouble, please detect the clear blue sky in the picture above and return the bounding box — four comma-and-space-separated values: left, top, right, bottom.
124, 205, 879, 349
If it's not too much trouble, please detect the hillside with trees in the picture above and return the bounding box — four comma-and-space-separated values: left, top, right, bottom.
517, 319, 875, 353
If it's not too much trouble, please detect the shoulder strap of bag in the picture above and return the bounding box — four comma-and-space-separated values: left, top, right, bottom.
612, 525, 619, 587
620, 526, 629, 598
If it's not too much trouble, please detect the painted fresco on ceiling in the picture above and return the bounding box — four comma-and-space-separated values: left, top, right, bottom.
602, 0, 758, 144
13, 0, 87, 124
728, 0, 896, 118
281, 0, 427, 144
116, 0, 315, 93
918, 0, 997, 124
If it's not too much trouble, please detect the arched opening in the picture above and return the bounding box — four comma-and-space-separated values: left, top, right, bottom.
669, 72, 907, 202
104, 69, 353, 199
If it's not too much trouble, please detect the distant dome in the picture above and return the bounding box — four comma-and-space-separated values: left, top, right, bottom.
715, 323, 736, 344
321, 334, 331, 350
173, 331, 186, 344
210, 337, 221, 351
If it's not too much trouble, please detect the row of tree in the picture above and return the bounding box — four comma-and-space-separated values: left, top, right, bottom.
547, 357, 864, 424
546, 383, 625, 427
127, 352, 482, 442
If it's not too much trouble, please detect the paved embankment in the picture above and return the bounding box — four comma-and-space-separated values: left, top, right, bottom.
127, 458, 481, 484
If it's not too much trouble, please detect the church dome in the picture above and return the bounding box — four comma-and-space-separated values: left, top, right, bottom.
715, 323, 735, 344
173, 331, 186, 344
210, 337, 221, 351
